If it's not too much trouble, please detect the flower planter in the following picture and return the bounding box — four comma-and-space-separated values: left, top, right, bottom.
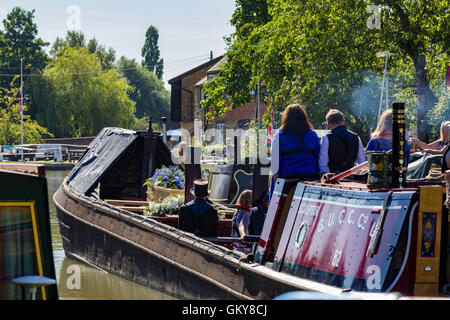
149, 185, 184, 202
145, 166, 185, 202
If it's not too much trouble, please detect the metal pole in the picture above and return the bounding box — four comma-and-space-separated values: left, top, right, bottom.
20, 59, 24, 162
385, 56, 389, 112
257, 78, 260, 130
377, 54, 388, 124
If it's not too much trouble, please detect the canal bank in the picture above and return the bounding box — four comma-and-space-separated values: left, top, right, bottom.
46, 169, 176, 300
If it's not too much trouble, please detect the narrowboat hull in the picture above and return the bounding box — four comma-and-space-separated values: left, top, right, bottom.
54, 180, 311, 300
53, 127, 449, 299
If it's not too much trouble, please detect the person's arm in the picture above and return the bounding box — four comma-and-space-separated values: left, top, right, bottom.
411, 138, 440, 150
318, 135, 330, 173
423, 144, 449, 155
313, 132, 321, 173
356, 137, 367, 164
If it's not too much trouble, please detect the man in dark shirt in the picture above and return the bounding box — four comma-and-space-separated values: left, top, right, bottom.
249, 192, 269, 236
319, 109, 366, 174
178, 179, 218, 237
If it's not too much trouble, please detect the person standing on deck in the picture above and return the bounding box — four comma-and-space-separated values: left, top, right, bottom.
270, 104, 320, 198
178, 179, 218, 237
366, 109, 411, 165
319, 109, 366, 174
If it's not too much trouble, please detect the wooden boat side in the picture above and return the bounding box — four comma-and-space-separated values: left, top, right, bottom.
54, 178, 333, 299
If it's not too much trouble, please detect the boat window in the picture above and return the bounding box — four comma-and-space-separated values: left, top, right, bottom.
0, 202, 46, 300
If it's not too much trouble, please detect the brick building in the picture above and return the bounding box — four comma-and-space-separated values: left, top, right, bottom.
168, 56, 223, 132
168, 55, 267, 142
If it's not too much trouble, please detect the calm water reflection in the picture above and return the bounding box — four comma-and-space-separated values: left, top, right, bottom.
46, 169, 175, 300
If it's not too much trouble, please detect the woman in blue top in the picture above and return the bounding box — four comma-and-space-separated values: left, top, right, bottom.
366, 109, 410, 165
271, 104, 321, 185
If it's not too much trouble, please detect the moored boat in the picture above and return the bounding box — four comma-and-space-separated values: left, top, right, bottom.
0, 163, 58, 300
53, 120, 449, 299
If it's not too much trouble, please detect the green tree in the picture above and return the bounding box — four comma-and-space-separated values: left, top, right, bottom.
142, 25, 164, 78
155, 58, 164, 79
35, 47, 135, 138
116, 56, 170, 123
0, 7, 49, 119
86, 38, 116, 70
50, 30, 86, 56
230, 0, 271, 32
203, 0, 449, 143
50, 31, 116, 71
0, 76, 53, 145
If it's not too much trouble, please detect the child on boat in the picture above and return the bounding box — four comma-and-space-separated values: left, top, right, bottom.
231, 190, 253, 254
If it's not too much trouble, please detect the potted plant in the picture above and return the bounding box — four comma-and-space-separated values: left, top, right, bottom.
144, 195, 184, 217
144, 166, 185, 201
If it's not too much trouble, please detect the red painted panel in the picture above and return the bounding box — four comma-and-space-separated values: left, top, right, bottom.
277, 185, 416, 292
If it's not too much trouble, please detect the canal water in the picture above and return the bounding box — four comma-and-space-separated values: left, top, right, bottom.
46, 169, 176, 300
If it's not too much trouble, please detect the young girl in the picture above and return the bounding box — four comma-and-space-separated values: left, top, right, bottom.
231, 190, 253, 254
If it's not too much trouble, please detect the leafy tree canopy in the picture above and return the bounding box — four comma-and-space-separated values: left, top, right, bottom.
0, 6, 49, 76
116, 56, 170, 123
0, 76, 53, 145
203, 0, 449, 143
35, 47, 135, 138
0, 6, 49, 119
50, 30, 116, 71
142, 25, 164, 78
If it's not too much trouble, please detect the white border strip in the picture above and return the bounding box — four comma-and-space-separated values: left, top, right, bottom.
294, 196, 403, 210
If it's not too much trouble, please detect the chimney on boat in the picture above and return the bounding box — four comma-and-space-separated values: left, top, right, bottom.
392, 102, 407, 188
162, 117, 167, 145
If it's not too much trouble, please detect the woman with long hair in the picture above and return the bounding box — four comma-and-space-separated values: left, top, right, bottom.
366, 109, 411, 164
270, 104, 320, 184
231, 190, 253, 254
411, 121, 450, 153
415, 122, 450, 174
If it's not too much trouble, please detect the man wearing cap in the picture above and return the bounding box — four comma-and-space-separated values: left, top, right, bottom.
178, 179, 219, 237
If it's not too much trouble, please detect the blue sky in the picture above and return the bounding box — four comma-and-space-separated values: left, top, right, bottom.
0, 0, 236, 88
